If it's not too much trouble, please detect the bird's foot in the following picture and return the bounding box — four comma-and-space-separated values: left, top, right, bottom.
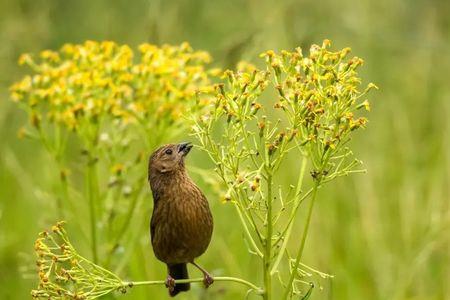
190, 261, 214, 288
165, 275, 176, 292
203, 273, 214, 288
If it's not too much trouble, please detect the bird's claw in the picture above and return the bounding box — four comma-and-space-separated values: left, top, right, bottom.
165, 275, 176, 292
203, 273, 214, 288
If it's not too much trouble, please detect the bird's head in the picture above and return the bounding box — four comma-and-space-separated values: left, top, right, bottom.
148, 142, 193, 175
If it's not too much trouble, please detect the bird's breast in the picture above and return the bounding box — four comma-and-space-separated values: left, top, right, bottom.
150, 183, 213, 264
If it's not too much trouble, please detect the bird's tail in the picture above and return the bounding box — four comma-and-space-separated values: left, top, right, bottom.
168, 263, 190, 297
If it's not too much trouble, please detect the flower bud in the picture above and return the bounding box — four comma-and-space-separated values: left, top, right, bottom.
258, 118, 266, 137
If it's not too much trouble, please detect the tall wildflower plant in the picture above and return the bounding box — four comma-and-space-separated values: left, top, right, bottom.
11, 41, 217, 268
192, 40, 377, 299
20, 40, 376, 300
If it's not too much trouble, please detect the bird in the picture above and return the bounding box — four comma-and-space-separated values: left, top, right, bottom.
148, 142, 214, 297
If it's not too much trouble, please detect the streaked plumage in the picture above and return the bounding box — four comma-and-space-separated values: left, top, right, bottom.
148, 142, 213, 297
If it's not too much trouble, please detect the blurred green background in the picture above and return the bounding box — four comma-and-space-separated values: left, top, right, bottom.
1, 0, 449, 299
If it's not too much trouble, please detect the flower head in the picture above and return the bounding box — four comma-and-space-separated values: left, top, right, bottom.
11, 41, 216, 135
31, 222, 126, 299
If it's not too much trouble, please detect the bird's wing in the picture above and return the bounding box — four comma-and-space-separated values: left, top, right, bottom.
150, 190, 160, 242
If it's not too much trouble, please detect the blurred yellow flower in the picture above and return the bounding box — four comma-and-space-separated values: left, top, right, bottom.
11, 41, 216, 135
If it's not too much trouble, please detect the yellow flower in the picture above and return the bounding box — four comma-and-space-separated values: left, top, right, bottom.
18, 53, 32, 65
40, 50, 60, 62
111, 164, 125, 175
322, 39, 332, 48
362, 100, 371, 111
12, 41, 217, 134
259, 50, 275, 58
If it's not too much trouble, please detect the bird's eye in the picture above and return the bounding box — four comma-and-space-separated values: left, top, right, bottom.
165, 149, 173, 155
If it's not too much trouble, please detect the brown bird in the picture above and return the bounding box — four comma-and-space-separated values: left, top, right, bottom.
148, 142, 214, 297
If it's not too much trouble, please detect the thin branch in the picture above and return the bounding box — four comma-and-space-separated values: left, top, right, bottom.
126, 276, 263, 293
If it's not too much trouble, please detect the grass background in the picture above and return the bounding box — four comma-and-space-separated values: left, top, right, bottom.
0, 0, 449, 299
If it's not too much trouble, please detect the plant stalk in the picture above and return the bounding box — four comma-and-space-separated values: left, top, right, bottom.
282, 180, 320, 300
126, 276, 263, 292
86, 159, 99, 263
234, 203, 263, 257
271, 156, 308, 274
263, 172, 274, 300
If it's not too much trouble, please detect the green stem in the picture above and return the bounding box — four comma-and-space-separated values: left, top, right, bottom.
263, 172, 273, 300
234, 203, 263, 257
282, 180, 320, 300
57, 165, 69, 220
37, 126, 66, 219
108, 185, 144, 258
113, 212, 148, 275
237, 186, 264, 245
86, 159, 99, 263
126, 276, 262, 292
270, 156, 308, 274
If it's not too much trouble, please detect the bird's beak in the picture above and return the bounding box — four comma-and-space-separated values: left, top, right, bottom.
178, 142, 193, 156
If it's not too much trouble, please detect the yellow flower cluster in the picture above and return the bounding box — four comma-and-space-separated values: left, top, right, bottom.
192, 42, 376, 297
32, 222, 125, 299
260, 40, 377, 159
193, 40, 377, 188
11, 41, 216, 132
